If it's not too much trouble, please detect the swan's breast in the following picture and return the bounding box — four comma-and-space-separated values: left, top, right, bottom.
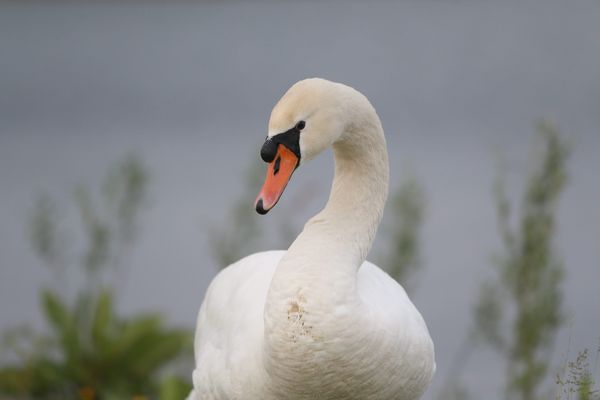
192, 251, 285, 399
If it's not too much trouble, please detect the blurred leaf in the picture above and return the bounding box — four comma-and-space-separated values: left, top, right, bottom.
473, 281, 505, 350
159, 375, 193, 400
91, 290, 114, 351
74, 185, 111, 275
209, 160, 264, 268
41, 290, 72, 338
103, 153, 148, 244
380, 172, 426, 292
30, 195, 64, 272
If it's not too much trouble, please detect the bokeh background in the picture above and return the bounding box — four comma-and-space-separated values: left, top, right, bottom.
1, 1, 599, 399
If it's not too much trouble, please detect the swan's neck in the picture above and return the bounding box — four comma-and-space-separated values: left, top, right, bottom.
317, 124, 390, 266
263, 108, 389, 393
270, 108, 388, 297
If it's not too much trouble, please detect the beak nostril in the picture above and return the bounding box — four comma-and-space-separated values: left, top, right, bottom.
273, 156, 281, 176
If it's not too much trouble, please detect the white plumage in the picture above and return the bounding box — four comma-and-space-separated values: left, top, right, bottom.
189, 79, 435, 400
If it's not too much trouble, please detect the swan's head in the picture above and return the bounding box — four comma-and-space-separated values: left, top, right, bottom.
255, 78, 351, 214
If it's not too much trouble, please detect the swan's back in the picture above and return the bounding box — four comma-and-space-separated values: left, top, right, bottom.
357, 263, 436, 397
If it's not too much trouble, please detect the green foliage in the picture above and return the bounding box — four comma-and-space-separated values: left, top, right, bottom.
209, 159, 300, 269
473, 281, 505, 350
0, 290, 191, 399
556, 348, 600, 400
30, 196, 63, 270
72, 153, 148, 280
474, 121, 569, 400
159, 375, 194, 400
0, 154, 192, 399
209, 160, 264, 268
102, 154, 148, 245
380, 173, 426, 291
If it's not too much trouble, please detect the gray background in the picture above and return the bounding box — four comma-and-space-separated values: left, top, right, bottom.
1, 1, 599, 398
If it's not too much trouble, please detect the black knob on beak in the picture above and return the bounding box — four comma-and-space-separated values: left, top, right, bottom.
260, 138, 278, 163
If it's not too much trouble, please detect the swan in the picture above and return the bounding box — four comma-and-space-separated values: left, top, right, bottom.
189, 78, 435, 400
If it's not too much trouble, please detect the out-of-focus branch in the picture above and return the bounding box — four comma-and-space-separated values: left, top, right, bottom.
380, 172, 426, 293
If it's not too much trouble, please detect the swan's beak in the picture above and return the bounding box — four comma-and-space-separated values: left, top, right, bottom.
255, 144, 299, 214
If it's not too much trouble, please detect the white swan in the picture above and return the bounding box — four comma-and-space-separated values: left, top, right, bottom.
189, 78, 435, 400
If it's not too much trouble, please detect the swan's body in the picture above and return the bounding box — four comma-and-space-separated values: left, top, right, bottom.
189, 79, 435, 400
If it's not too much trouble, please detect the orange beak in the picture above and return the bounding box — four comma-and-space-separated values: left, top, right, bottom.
255, 144, 299, 214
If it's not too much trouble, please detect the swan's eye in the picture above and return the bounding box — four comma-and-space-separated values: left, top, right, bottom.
295, 121, 306, 131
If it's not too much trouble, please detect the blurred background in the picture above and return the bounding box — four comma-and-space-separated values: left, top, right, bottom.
1, 1, 599, 399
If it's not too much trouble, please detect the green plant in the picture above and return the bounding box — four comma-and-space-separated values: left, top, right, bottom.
209, 160, 265, 268
474, 121, 570, 400
435, 121, 571, 400
0, 290, 191, 399
379, 173, 426, 292
0, 154, 192, 399
556, 347, 600, 400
